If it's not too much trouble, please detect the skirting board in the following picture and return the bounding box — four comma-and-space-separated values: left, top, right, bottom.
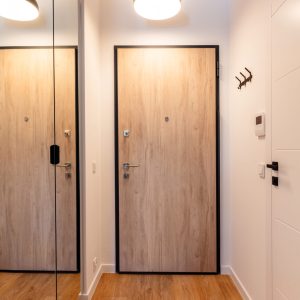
80, 264, 250, 299
79, 264, 115, 300
221, 265, 252, 300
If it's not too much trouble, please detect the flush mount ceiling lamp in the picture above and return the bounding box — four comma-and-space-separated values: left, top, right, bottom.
134, 0, 181, 20
0, 0, 39, 21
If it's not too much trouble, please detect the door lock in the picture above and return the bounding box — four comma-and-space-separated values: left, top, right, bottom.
64, 130, 72, 137
123, 130, 130, 137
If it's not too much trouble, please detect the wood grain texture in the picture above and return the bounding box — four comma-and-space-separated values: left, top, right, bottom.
93, 274, 242, 300
0, 48, 78, 271
0, 49, 56, 271
117, 48, 217, 272
55, 48, 78, 272
0, 272, 80, 299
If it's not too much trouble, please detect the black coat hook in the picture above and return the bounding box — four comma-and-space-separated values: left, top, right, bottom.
235, 68, 253, 90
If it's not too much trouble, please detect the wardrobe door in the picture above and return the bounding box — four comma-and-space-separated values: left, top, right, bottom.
0, 1, 57, 296
54, 1, 81, 298
0, 48, 55, 271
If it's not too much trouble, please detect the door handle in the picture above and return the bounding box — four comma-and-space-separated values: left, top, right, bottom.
57, 162, 72, 168
57, 162, 72, 179
266, 161, 279, 171
122, 163, 140, 170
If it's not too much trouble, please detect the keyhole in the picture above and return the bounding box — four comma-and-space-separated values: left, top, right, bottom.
165, 116, 169, 122
24, 116, 29, 122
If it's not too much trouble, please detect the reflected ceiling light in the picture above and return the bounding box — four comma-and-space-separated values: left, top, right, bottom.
0, 0, 39, 21
134, 0, 181, 20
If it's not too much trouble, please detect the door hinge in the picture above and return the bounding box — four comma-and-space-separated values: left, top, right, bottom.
50, 144, 60, 165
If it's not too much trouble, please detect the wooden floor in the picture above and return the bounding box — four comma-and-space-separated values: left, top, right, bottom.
0, 272, 80, 299
93, 274, 242, 300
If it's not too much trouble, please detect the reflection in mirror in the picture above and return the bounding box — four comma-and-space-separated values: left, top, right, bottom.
54, 0, 80, 299
0, 0, 56, 299
0, 0, 80, 299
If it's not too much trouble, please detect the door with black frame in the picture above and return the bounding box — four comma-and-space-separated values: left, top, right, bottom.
115, 46, 219, 273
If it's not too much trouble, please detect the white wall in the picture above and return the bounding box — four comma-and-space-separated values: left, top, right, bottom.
0, 0, 78, 46
80, 0, 102, 295
98, 0, 232, 267
81, 0, 232, 295
228, 0, 271, 299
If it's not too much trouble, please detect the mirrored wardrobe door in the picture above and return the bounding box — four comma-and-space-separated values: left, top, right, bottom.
0, 0, 57, 299
53, 1, 80, 299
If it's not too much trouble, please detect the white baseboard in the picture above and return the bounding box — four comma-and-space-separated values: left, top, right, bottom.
79, 264, 249, 300
78, 264, 116, 300
221, 265, 252, 300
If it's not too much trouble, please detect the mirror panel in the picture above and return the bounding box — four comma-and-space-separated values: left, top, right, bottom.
0, 0, 56, 299
54, 0, 80, 299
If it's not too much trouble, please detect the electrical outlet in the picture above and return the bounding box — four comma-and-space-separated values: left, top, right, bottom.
93, 257, 98, 273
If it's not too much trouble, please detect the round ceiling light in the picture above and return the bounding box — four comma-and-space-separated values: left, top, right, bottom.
0, 0, 39, 21
134, 0, 181, 21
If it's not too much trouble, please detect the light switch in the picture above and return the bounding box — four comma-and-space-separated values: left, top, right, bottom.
92, 161, 97, 174
258, 163, 265, 179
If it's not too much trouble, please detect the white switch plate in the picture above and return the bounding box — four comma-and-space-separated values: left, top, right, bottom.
255, 113, 265, 137
92, 161, 97, 174
258, 163, 265, 178
93, 257, 98, 273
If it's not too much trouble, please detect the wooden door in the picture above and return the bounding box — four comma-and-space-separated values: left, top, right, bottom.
0, 49, 55, 271
116, 47, 218, 273
0, 48, 78, 272
271, 0, 300, 298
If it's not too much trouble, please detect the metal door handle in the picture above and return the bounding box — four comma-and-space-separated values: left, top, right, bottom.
122, 163, 140, 170
57, 162, 71, 168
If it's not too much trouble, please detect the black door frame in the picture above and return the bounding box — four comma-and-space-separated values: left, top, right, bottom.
114, 45, 220, 275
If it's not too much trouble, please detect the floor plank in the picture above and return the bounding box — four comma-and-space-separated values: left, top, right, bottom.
0, 272, 80, 299
93, 274, 242, 300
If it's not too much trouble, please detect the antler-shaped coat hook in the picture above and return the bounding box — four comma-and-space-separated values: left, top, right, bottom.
235, 67, 253, 90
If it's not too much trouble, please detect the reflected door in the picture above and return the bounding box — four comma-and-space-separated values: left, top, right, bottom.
0, 49, 55, 271
0, 48, 78, 272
